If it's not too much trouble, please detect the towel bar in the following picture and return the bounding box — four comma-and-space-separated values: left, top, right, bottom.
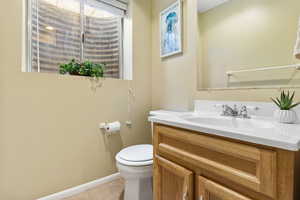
227, 64, 300, 76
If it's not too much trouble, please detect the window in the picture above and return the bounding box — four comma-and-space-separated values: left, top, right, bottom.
26, 0, 130, 79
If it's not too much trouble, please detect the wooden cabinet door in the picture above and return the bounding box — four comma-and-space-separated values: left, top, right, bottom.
154, 156, 194, 200
196, 176, 254, 200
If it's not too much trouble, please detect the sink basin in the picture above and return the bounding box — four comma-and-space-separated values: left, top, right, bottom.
181, 115, 275, 130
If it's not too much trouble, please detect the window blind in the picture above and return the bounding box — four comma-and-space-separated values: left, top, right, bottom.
30, 0, 122, 78
96, 0, 128, 14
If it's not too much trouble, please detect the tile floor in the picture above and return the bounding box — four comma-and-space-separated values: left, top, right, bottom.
62, 178, 125, 200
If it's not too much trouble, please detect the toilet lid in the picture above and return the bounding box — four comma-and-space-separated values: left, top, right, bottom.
118, 144, 153, 162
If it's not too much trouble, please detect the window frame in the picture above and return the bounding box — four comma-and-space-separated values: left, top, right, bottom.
26, 0, 33, 72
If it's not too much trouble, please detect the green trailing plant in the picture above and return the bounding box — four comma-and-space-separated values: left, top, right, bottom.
271, 91, 300, 110
59, 59, 105, 78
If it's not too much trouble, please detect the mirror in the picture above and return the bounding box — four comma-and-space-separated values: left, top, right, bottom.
197, 0, 300, 90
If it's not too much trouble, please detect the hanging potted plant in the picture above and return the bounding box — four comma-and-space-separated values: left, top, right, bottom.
59, 59, 105, 78
271, 91, 300, 124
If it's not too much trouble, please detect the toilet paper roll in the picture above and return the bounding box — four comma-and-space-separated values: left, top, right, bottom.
104, 121, 121, 133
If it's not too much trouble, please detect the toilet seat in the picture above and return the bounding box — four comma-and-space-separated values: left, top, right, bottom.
116, 144, 153, 167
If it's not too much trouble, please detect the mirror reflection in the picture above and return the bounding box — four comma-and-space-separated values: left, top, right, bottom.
197, 0, 300, 89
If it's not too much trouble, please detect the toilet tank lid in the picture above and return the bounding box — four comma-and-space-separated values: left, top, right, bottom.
117, 144, 153, 162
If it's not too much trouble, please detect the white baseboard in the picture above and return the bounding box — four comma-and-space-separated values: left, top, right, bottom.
37, 173, 121, 200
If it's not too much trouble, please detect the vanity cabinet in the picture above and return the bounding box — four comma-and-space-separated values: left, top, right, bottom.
153, 124, 300, 200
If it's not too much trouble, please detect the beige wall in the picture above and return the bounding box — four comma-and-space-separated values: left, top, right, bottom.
152, 0, 198, 111
152, 0, 300, 110
198, 0, 300, 88
0, 0, 152, 199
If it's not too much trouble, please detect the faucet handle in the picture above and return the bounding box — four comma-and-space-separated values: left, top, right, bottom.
239, 105, 250, 118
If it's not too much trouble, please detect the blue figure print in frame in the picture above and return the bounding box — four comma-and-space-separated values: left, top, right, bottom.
160, 0, 182, 58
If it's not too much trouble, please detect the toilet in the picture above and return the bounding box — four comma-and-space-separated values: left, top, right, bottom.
116, 144, 153, 200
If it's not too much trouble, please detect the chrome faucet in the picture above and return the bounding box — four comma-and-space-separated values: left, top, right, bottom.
222, 105, 238, 116
221, 105, 250, 118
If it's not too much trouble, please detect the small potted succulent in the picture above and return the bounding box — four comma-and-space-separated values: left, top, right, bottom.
271, 91, 300, 124
59, 59, 105, 78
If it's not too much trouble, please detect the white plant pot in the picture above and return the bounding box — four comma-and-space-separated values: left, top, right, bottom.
274, 110, 297, 124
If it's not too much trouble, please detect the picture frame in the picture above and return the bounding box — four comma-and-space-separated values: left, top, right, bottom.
160, 0, 183, 58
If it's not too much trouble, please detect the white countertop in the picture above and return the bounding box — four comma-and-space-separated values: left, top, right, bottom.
149, 110, 300, 151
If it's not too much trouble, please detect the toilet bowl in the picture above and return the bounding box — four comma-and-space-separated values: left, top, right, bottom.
116, 144, 153, 200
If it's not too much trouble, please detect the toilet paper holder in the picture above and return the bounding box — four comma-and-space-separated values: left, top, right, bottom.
99, 121, 121, 134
